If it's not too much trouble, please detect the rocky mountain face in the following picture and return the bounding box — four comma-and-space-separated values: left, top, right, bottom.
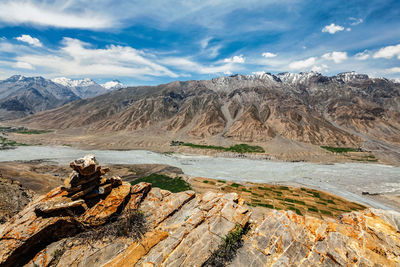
0, 76, 122, 121
0, 75, 79, 120
0, 155, 399, 266
20, 72, 400, 147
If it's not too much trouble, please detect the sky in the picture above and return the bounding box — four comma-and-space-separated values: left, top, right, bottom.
0, 0, 400, 85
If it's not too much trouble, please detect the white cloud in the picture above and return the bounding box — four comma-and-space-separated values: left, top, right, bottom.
262, 52, 277, 58
224, 55, 245, 63
0, 1, 114, 29
14, 61, 34, 69
0, 0, 296, 31
349, 17, 363, 26
288, 57, 316, 70
354, 50, 370, 60
373, 44, 400, 59
15, 34, 42, 47
252, 71, 266, 75
160, 56, 242, 75
311, 64, 328, 73
385, 67, 400, 74
17, 37, 177, 78
322, 23, 344, 34
322, 51, 347, 63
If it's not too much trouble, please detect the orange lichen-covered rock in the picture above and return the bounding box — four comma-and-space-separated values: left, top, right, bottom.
230, 209, 400, 267
103, 230, 169, 267
79, 182, 132, 226
0, 187, 82, 267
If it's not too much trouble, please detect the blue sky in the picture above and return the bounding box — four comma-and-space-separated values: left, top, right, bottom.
0, 0, 400, 85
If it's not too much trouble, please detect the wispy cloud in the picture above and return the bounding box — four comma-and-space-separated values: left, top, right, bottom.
16, 37, 177, 78
14, 61, 34, 69
322, 23, 344, 34
349, 17, 363, 26
354, 50, 370, 60
160, 56, 243, 75
0, 1, 114, 29
385, 67, 400, 74
199, 37, 221, 58
289, 57, 316, 70
15, 34, 42, 47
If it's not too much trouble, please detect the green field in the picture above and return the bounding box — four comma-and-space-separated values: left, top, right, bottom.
0, 127, 52, 135
0, 136, 28, 147
131, 173, 192, 193
178, 142, 265, 153
320, 146, 359, 153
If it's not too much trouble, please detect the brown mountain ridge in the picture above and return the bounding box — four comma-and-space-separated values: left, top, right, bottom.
14, 72, 400, 162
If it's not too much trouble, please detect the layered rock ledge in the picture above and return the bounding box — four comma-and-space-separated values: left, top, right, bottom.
0, 155, 399, 267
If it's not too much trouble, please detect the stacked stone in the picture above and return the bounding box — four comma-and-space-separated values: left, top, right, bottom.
63, 154, 122, 200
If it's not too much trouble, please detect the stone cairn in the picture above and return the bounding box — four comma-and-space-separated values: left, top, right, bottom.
63, 154, 122, 200
34, 154, 124, 215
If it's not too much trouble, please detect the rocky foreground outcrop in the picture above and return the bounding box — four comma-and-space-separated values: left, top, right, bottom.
0, 176, 35, 223
0, 155, 400, 266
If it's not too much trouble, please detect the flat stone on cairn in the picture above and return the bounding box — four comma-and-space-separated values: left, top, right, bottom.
63, 154, 122, 200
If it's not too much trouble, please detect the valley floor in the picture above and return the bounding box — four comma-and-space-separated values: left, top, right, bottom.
5, 127, 400, 166
1, 159, 399, 213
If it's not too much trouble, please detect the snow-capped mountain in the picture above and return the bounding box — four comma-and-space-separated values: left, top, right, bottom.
0, 75, 80, 120
51, 77, 98, 88
101, 80, 125, 90
391, 78, 400, 84
52, 77, 125, 98
51, 77, 108, 99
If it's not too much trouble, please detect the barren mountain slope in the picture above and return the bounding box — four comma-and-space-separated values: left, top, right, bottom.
18, 72, 400, 148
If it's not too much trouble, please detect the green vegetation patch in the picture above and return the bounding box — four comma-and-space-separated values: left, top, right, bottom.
131, 174, 191, 193
0, 136, 28, 147
179, 142, 265, 153
312, 192, 321, 198
308, 207, 319, 213
230, 183, 240, 188
321, 146, 359, 153
258, 186, 271, 191
258, 203, 274, 209
15, 129, 52, 134
320, 210, 333, 216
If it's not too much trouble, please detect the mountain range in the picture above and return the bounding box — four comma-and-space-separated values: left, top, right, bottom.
0, 75, 125, 120
11, 71, 400, 164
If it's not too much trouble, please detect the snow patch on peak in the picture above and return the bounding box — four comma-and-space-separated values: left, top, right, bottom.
334, 72, 369, 82
101, 80, 125, 90
276, 71, 321, 84
52, 77, 97, 88
391, 78, 400, 84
